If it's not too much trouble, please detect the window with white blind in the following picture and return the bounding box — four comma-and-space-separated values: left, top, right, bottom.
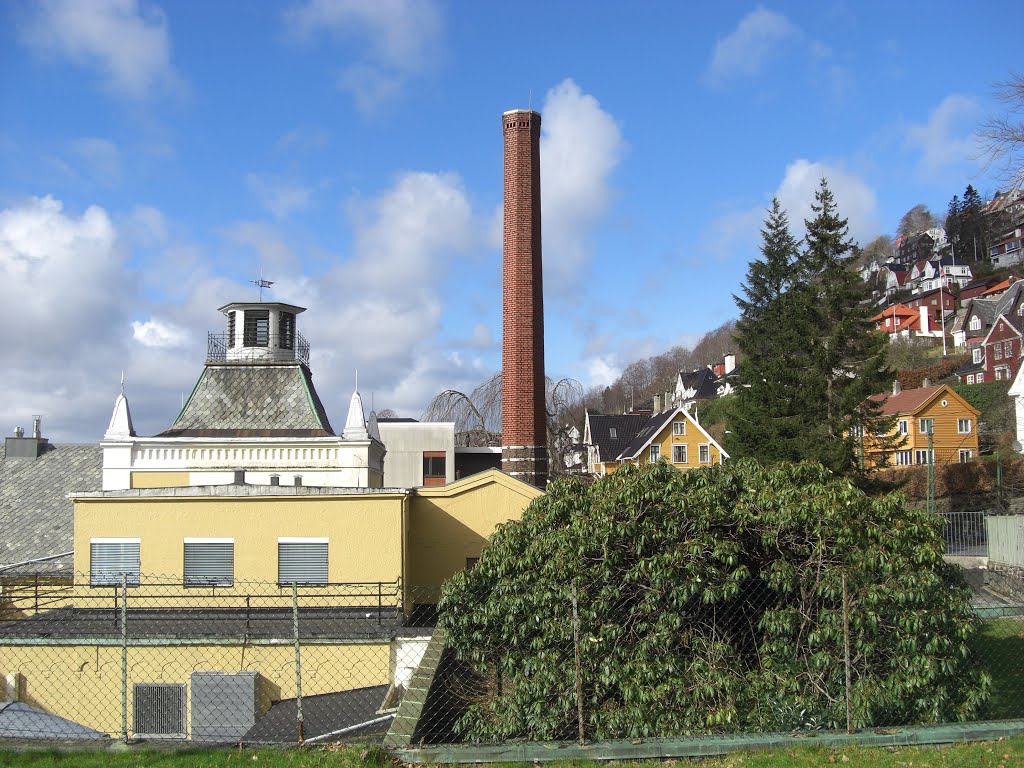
278, 538, 328, 585
183, 539, 234, 587
90, 538, 140, 586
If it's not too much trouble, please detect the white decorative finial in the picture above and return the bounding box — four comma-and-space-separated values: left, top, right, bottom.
355, 368, 359, 393
120, 370, 125, 394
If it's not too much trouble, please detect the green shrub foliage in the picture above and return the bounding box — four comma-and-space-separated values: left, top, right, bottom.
438, 460, 988, 741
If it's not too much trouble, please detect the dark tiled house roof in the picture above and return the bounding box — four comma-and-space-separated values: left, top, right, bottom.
161, 363, 334, 437
586, 413, 648, 464
0, 442, 102, 576
617, 410, 678, 461
678, 368, 721, 400
958, 282, 1024, 339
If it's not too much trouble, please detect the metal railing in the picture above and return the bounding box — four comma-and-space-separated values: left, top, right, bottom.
206, 332, 310, 367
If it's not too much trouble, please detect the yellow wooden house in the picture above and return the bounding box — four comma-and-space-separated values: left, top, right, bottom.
584, 407, 727, 475
862, 383, 981, 468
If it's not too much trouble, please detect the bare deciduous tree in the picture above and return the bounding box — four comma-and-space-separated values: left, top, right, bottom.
979, 72, 1024, 188
896, 204, 938, 238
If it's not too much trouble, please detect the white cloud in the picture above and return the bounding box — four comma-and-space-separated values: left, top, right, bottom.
0, 196, 138, 439
285, 0, 442, 112
71, 137, 122, 184
21, 0, 181, 99
704, 7, 800, 87
775, 159, 879, 245
452, 324, 494, 350
540, 79, 626, 288
131, 318, 188, 348
245, 174, 313, 219
220, 221, 300, 274
584, 356, 619, 388
904, 94, 980, 181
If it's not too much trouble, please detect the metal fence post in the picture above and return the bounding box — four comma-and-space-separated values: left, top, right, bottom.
120, 573, 129, 743
842, 573, 852, 735
292, 584, 304, 744
571, 582, 585, 746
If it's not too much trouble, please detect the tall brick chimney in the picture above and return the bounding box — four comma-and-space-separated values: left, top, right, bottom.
502, 109, 547, 487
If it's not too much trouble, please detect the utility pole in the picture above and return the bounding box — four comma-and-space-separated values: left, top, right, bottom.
927, 431, 935, 517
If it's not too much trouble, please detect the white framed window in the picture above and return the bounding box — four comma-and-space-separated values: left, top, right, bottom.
997, 367, 1007, 381
959, 449, 974, 463
977, 372, 985, 383
672, 444, 687, 464
970, 315, 981, 331
915, 449, 934, 465
897, 420, 908, 435
918, 418, 933, 434
699, 444, 711, 464
958, 418, 972, 434
278, 538, 328, 585
995, 343, 1003, 360
967, 375, 975, 384
973, 348, 983, 364
183, 538, 234, 587
1006, 340, 1014, 357
649, 444, 660, 463
134, 683, 186, 738
609, 427, 617, 439
672, 421, 686, 436
90, 538, 140, 587
895, 450, 913, 466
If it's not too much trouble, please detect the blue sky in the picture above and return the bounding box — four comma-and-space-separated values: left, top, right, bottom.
0, 0, 1019, 442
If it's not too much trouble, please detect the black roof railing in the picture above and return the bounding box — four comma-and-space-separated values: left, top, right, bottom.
207, 332, 310, 366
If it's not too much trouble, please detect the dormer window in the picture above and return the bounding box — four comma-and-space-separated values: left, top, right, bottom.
243, 310, 270, 347
970, 315, 981, 331
609, 427, 617, 439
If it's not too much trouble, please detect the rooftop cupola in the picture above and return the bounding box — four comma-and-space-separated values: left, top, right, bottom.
210, 302, 309, 365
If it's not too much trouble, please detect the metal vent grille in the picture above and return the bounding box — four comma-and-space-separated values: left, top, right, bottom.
134, 683, 186, 738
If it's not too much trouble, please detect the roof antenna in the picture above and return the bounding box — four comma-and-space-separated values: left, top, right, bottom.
355, 368, 359, 393
528, 89, 532, 111
251, 269, 274, 301
120, 370, 125, 395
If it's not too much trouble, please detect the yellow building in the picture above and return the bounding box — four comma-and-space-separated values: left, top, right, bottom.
0, 297, 544, 743
584, 407, 728, 475
0, 470, 541, 742
862, 383, 981, 468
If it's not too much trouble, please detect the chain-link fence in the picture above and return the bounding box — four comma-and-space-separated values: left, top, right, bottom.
0, 567, 1022, 749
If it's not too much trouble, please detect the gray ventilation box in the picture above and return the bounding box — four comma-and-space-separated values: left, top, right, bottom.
190, 671, 258, 742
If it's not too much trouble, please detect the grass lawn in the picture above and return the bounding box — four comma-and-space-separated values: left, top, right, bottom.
976, 618, 1024, 720
0, 738, 1021, 768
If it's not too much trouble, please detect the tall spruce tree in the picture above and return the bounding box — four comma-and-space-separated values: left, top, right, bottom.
959, 184, 986, 260
945, 194, 962, 258
731, 182, 895, 474
729, 199, 807, 462
795, 179, 895, 473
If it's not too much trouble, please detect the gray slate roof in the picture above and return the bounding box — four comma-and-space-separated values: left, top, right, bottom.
678, 368, 721, 401
959, 282, 1024, 339
586, 413, 649, 465
161, 363, 334, 437
0, 443, 102, 576
0, 702, 108, 741
243, 686, 391, 744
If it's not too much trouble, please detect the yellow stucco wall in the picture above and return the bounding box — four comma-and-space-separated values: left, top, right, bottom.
73, 493, 407, 596
0, 641, 388, 738
131, 472, 191, 489
405, 470, 542, 597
